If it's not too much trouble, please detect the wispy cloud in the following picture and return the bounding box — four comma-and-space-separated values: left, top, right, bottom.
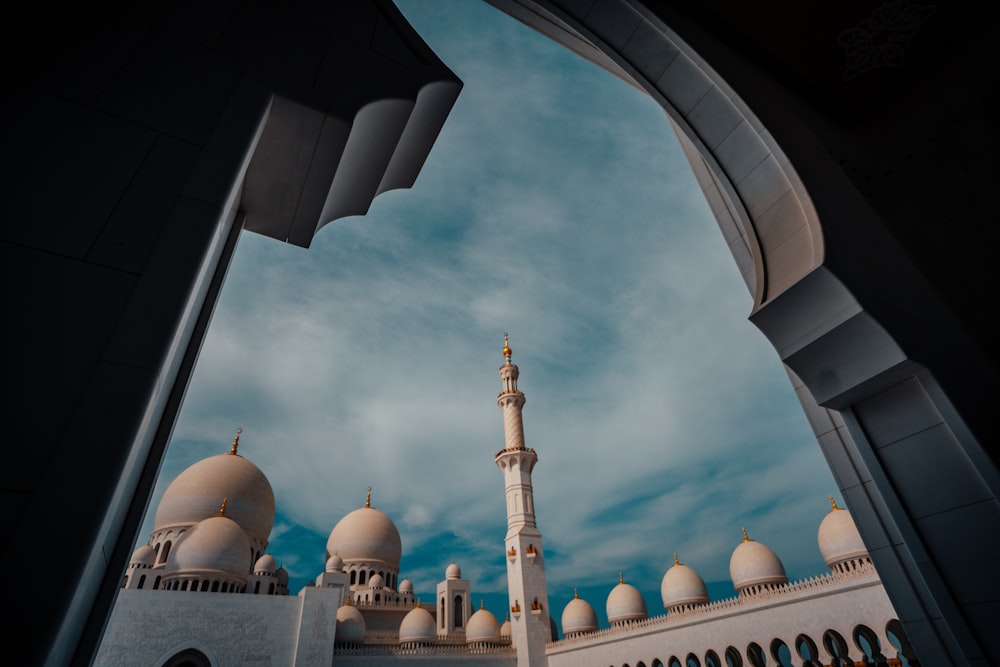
134, 0, 842, 628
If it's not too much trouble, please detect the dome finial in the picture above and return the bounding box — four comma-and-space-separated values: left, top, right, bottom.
742, 527, 751, 542
829, 495, 840, 512
218, 497, 228, 517
618, 571, 624, 584
345, 594, 353, 606
365, 486, 371, 508
502, 332, 512, 359
480, 599, 485, 610
230, 427, 243, 455
573, 587, 579, 599
674, 553, 681, 566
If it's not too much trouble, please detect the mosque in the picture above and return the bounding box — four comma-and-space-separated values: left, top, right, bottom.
95, 338, 918, 667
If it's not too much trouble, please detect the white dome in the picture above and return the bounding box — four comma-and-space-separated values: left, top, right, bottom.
660, 555, 709, 609
326, 553, 345, 572
326, 506, 402, 568
368, 573, 385, 589
561, 592, 598, 635
446, 562, 461, 579
818, 501, 868, 567
154, 450, 275, 543
500, 616, 511, 639
165, 515, 251, 576
730, 530, 787, 592
466, 604, 501, 644
129, 544, 156, 567
398, 606, 436, 644
336, 604, 367, 643
606, 575, 648, 625
254, 553, 276, 574
399, 578, 413, 593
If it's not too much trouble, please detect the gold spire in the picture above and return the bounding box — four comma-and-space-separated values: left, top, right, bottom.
218, 497, 228, 517
365, 487, 372, 508
230, 427, 242, 455
345, 594, 353, 606
742, 527, 751, 542
416, 597, 421, 608
674, 553, 680, 566
502, 332, 512, 358
573, 588, 579, 599
618, 571, 624, 584
480, 600, 485, 610
505, 611, 510, 621
829, 495, 840, 512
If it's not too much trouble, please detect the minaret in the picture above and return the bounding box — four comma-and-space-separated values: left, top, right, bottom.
495, 334, 550, 666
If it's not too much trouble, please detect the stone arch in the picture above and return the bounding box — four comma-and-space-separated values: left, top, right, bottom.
479, 3, 998, 666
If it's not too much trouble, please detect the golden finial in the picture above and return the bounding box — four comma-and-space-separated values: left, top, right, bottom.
674, 553, 680, 566
365, 487, 372, 508
416, 597, 421, 608
573, 588, 579, 599
742, 527, 751, 542
829, 495, 840, 511
345, 594, 353, 606
218, 497, 228, 517
505, 611, 510, 621
618, 571, 624, 584
230, 427, 243, 455
502, 332, 512, 357
480, 600, 485, 610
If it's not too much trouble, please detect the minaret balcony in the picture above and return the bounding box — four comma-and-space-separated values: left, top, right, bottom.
507, 547, 517, 562
530, 601, 543, 615
525, 545, 537, 559
511, 601, 521, 619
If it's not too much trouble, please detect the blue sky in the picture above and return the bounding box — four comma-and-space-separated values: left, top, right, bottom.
134, 0, 842, 632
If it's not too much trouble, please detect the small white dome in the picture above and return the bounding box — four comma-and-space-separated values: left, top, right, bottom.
166, 515, 251, 576
466, 604, 501, 644
398, 606, 436, 644
398, 578, 413, 594
606, 574, 648, 625
129, 545, 156, 567
561, 591, 598, 636
326, 553, 344, 572
446, 562, 461, 579
730, 529, 787, 592
336, 604, 367, 643
660, 555, 709, 609
500, 616, 511, 639
369, 573, 385, 589
254, 553, 276, 574
818, 500, 868, 567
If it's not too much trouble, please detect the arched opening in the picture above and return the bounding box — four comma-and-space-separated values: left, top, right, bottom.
137, 575, 145, 589
795, 633, 822, 667
440, 598, 445, 629
769, 639, 792, 667
746, 642, 766, 667
724, 646, 743, 667
160, 648, 211, 667
885, 620, 920, 667
454, 595, 464, 628
704, 650, 721, 667
853, 624, 884, 666
822, 629, 852, 667
686, 653, 701, 667
668, 658, 681, 667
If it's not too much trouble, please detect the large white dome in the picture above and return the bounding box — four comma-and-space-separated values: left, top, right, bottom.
730, 529, 787, 592
466, 604, 501, 644
561, 591, 598, 636
606, 574, 648, 625
326, 505, 402, 568
398, 606, 436, 644
818, 500, 868, 567
165, 515, 252, 576
660, 555, 709, 610
154, 448, 275, 543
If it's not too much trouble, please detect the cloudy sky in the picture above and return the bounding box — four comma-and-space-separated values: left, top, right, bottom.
133, 0, 841, 630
